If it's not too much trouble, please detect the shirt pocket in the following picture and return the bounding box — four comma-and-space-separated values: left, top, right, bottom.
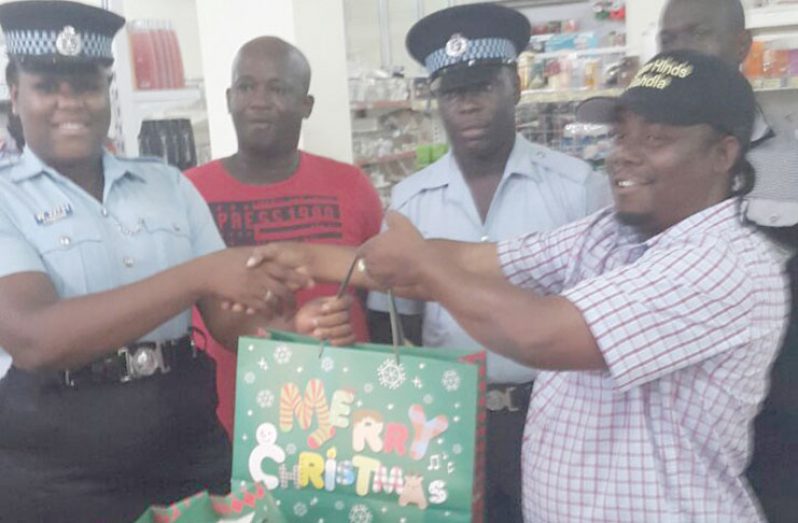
29, 217, 104, 297
140, 210, 194, 269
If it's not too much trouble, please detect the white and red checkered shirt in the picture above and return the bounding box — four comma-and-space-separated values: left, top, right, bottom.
498, 199, 789, 523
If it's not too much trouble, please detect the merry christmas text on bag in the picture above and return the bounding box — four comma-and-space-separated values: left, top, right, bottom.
231, 299, 486, 522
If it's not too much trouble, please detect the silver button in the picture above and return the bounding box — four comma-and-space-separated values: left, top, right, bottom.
123, 256, 135, 267
480, 235, 490, 242
172, 223, 181, 232
59, 236, 71, 247
100, 208, 109, 217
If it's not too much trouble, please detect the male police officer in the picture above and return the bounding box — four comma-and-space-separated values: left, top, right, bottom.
367, 4, 609, 521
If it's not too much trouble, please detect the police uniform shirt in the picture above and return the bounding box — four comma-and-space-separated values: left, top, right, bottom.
368, 134, 611, 384
0, 148, 225, 378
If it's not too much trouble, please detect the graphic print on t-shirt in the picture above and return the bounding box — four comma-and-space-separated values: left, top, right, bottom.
209, 194, 342, 246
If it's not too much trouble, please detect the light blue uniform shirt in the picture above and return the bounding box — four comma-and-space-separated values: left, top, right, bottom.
368, 134, 611, 383
0, 148, 225, 378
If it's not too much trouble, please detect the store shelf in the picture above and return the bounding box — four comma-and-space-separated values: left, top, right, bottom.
132, 85, 204, 115
751, 76, 798, 91
355, 150, 415, 167
533, 46, 627, 60
747, 6, 798, 31
350, 100, 412, 112
519, 87, 624, 104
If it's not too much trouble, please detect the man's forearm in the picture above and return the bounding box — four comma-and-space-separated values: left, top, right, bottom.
418, 251, 605, 371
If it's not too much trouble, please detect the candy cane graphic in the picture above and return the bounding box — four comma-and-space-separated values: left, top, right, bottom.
279, 380, 334, 448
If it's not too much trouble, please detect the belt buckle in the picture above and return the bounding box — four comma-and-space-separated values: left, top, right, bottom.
486, 386, 518, 412
119, 343, 168, 382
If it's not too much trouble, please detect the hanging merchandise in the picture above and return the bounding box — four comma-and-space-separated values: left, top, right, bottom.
138, 119, 197, 171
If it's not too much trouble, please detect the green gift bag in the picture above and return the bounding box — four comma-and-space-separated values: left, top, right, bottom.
133, 482, 287, 523
231, 329, 486, 522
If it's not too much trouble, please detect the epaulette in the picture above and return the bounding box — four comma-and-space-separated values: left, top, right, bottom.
527, 143, 592, 185
0, 155, 21, 171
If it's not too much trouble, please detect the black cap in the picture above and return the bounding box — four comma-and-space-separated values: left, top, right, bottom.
406, 3, 530, 91
0, 0, 125, 68
576, 50, 755, 150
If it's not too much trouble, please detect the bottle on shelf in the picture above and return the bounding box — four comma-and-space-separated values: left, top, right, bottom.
128, 20, 158, 90
128, 19, 187, 90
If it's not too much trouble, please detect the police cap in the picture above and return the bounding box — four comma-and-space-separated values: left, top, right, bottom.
406, 3, 530, 92
0, 0, 125, 69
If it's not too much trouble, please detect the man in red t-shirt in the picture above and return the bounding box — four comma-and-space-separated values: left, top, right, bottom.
186, 36, 383, 435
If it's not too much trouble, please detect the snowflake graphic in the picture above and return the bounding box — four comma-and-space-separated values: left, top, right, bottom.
294, 502, 308, 517
310, 497, 319, 506
321, 356, 335, 373
258, 357, 269, 371
423, 394, 434, 405
286, 443, 297, 455
257, 389, 275, 409
441, 370, 461, 392
334, 500, 345, 511
412, 377, 423, 389
377, 358, 406, 390
363, 383, 374, 393
349, 504, 373, 523
273, 344, 292, 365
243, 372, 256, 385
452, 444, 463, 455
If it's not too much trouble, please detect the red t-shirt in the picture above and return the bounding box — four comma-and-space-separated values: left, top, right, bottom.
185, 152, 383, 436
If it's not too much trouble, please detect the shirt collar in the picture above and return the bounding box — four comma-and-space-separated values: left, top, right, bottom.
10, 147, 146, 184
441, 134, 543, 200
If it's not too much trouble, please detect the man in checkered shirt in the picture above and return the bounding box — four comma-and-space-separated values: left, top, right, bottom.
346, 50, 790, 522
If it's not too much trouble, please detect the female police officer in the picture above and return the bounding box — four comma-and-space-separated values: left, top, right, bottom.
0, 2, 348, 521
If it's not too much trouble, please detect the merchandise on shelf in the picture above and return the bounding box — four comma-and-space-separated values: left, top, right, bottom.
348, 71, 409, 105
349, 72, 442, 205
521, 31, 630, 92
128, 19, 186, 90
744, 37, 798, 88
516, 100, 580, 150
562, 122, 614, 167
138, 118, 197, 171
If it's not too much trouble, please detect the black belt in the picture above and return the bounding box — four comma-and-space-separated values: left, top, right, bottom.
62, 335, 197, 388
486, 381, 534, 412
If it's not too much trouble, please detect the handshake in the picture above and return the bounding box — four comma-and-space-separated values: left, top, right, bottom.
200, 212, 439, 345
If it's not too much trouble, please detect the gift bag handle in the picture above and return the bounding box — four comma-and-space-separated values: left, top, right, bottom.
317, 256, 405, 362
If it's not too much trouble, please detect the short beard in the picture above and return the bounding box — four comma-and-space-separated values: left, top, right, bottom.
614, 212, 648, 227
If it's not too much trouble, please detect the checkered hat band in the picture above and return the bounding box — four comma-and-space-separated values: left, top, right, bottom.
424, 37, 516, 75
5, 30, 113, 59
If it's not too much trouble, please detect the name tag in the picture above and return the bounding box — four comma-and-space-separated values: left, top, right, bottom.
34, 203, 73, 226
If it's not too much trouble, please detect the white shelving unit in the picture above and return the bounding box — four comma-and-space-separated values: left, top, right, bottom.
533, 45, 627, 60
104, 0, 208, 159
747, 5, 798, 32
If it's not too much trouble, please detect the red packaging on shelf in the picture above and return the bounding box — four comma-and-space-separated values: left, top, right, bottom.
128, 20, 158, 90
164, 22, 186, 89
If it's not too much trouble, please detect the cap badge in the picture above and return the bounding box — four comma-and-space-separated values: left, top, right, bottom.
55, 26, 82, 57
445, 33, 469, 58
